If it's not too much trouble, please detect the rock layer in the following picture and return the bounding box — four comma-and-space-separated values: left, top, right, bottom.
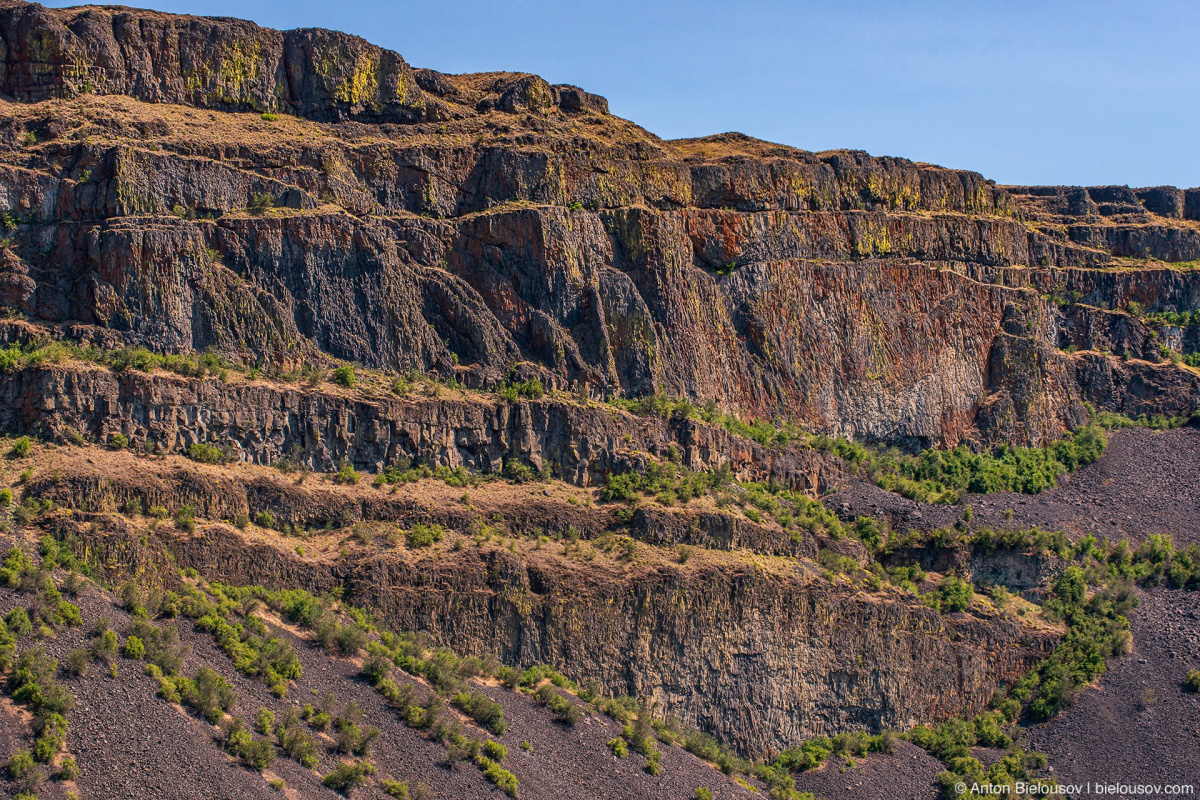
0, 2, 1197, 448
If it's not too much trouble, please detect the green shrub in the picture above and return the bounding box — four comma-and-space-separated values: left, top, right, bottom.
1055, 566, 1087, 605
925, 575, 975, 613
256, 707, 275, 735
694, 790, 714, 800
8, 436, 32, 458
1184, 669, 1200, 693
223, 718, 275, 770
248, 193, 275, 214
452, 690, 507, 735
607, 737, 628, 757
32, 712, 68, 762
535, 684, 581, 725
90, 629, 118, 662
276, 715, 319, 768
498, 377, 545, 401
0, 487, 11, 507
333, 365, 356, 388
503, 460, 536, 483
323, 760, 376, 794
188, 442, 226, 464
64, 647, 90, 675
336, 624, 368, 656
6, 607, 33, 636
483, 740, 507, 762
381, 778, 410, 799
406, 522, 445, 549
6, 749, 35, 780
108, 432, 129, 450
177, 667, 237, 723
255, 510, 276, 528
335, 464, 361, 485
477, 757, 519, 797
123, 635, 145, 659
58, 754, 78, 781
174, 505, 196, 533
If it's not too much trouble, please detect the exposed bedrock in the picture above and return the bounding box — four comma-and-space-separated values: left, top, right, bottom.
0, 0, 1198, 451
49, 510, 1058, 758
0, 363, 843, 489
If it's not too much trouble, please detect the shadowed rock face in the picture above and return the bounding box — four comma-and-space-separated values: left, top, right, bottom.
0, 0, 1197, 452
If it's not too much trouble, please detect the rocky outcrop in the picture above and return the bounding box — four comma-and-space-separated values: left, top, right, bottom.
45, 508, 1057, 757
0, 362, 843, 490
0, 3, 1196, 446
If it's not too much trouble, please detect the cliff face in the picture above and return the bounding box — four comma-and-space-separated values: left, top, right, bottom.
0, 361, 842, 489
28, 450, 1056, 758
0, 2, 1197, 449
0, 1, 1178, 765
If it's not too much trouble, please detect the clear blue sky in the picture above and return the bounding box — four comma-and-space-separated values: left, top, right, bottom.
43, 0, 1200, 188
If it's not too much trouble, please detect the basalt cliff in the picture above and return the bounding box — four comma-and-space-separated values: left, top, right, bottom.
0, 3, 1197, 800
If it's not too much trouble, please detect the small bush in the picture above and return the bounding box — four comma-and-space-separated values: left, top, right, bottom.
6, 607, 33, 636
535, 684, 581, 725
323, 760, 376, 795
255, 510, 276, 529
123, 635, 145, 659
335, 464, 361, 485
276, 717, 319, 769
381, 778, 410, 799
178, 667, 237, 723
33, 712, 68, 762
7, 749, 35, 780
406, 522, 445, 549
187, 442, 225, 464
452, 690, 506, 735
1185, 669, 1200, 693
108, 432, 129, 450
608, 737, 628, 757
64, 647, 91, 675
498, 377, 545, 402
8, 436, 32, 458
174, 505, 196, 533
477, 757, 519, 797
58, 754, 78, 781
926, 575, 975, 613
333, 365, 356, 388
248, 193, 275, 214
503, 460, 536, 483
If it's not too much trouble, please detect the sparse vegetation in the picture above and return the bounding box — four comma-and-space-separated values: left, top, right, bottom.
323, 759, 376, 795
452, 690, 507, 735
406, 522, 445, 549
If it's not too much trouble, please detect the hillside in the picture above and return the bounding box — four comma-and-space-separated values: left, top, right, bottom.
0, 2, 1197, 799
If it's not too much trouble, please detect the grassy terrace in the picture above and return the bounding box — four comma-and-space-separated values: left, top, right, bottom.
3, 335, 1182, 514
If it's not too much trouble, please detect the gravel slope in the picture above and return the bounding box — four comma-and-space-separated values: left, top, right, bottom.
1025, 588, 1200, 797
827, 427, 1200, 546
0, 572, 762, 800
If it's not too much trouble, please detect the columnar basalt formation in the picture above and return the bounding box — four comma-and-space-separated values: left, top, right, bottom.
0, 3, 1197, 450
0, 0, 1196, 771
